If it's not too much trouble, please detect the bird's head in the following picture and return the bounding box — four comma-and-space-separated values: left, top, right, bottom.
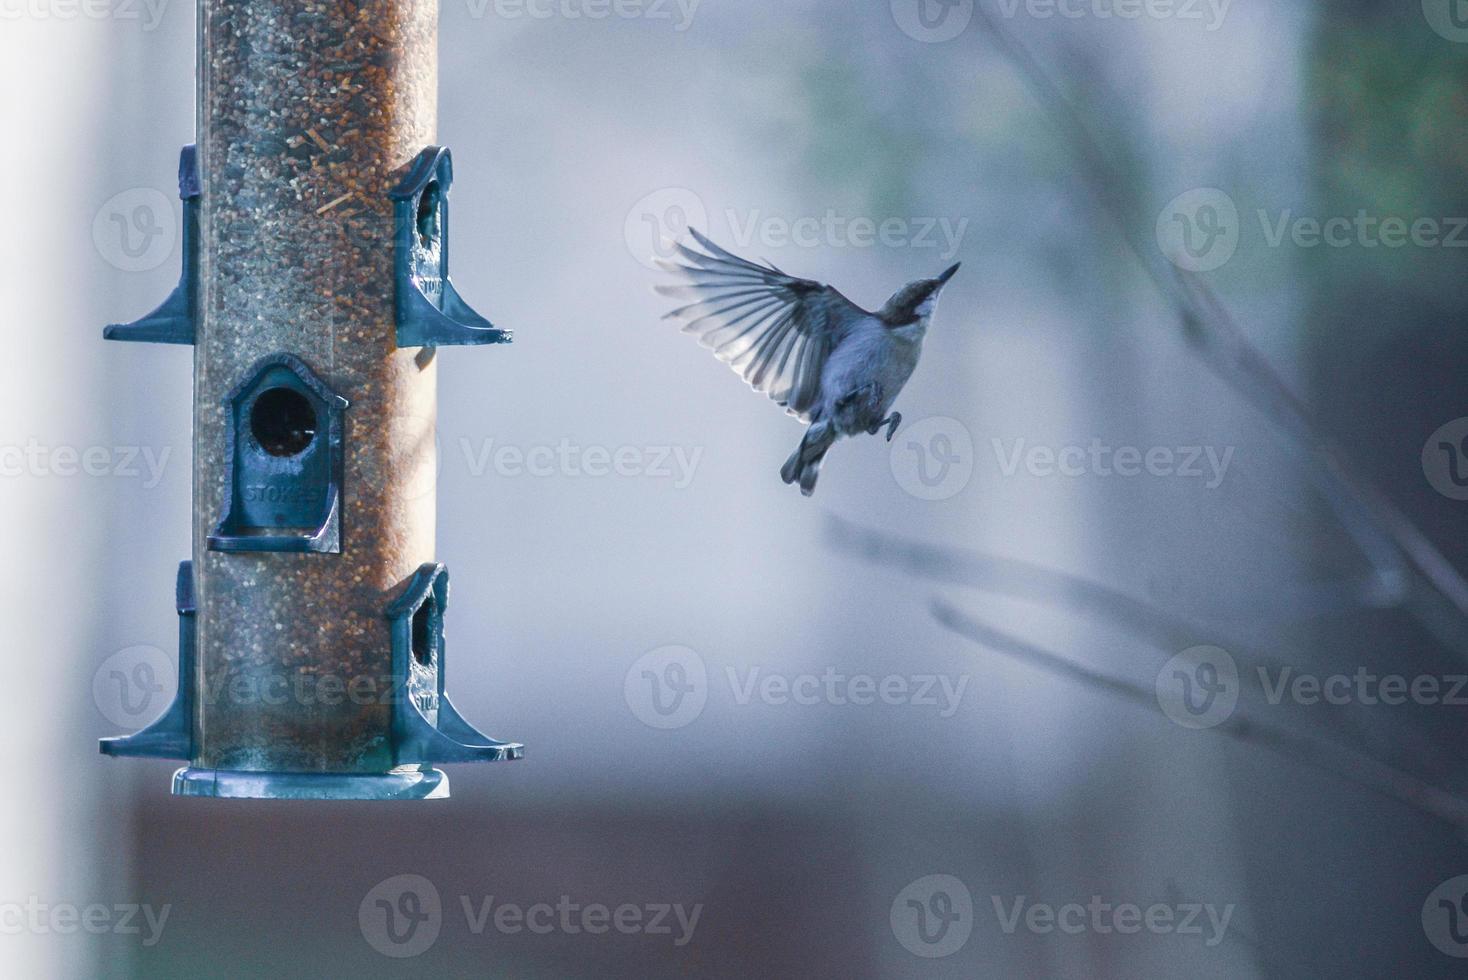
879, 262, 961, 330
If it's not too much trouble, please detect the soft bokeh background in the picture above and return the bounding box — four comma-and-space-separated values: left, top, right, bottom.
4, 0, 1467, 976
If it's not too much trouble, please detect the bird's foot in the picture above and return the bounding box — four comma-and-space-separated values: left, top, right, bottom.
867, 411, 900, 440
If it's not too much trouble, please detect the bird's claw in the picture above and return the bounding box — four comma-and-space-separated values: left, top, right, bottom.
885, 413, 901, 442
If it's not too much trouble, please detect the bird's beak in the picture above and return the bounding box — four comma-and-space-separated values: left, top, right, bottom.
937, 262, 962, 285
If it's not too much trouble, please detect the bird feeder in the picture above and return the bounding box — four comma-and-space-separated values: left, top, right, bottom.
99, 1, 522, 799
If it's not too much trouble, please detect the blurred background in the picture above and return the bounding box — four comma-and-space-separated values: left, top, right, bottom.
4, 0, 1468, 976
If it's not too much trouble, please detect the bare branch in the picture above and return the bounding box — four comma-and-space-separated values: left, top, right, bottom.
933, 598, 1468, 829
827, 516, 1454, 769
970, 2, 1468, 658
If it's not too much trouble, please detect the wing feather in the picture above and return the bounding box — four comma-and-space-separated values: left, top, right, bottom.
667, 291, 778, 328
657, 230, 869, 422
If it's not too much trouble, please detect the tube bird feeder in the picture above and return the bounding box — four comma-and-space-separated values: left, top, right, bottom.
100, 1, 522, 799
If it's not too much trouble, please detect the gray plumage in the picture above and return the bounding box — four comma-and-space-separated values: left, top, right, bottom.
656, 230, 959, 496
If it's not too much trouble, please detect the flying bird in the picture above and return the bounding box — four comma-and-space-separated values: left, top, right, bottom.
656, 230, 960, 496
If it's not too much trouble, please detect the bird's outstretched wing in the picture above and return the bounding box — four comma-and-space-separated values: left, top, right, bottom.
656, 230, 867, 423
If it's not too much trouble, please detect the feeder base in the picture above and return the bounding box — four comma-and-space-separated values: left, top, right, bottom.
171, 767, 449, 801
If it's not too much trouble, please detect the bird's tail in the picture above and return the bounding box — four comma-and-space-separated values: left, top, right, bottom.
781, 424, 837, 497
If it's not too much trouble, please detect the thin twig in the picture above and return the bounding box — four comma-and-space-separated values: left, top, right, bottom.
829, 515, 1270, 656
933, 599, 1468, 829
826, 517, 1454, 769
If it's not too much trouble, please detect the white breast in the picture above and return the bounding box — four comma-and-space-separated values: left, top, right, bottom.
819, 316, 924, 423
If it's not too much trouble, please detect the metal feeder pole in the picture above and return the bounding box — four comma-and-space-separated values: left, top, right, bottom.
100, 0, 522, 799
